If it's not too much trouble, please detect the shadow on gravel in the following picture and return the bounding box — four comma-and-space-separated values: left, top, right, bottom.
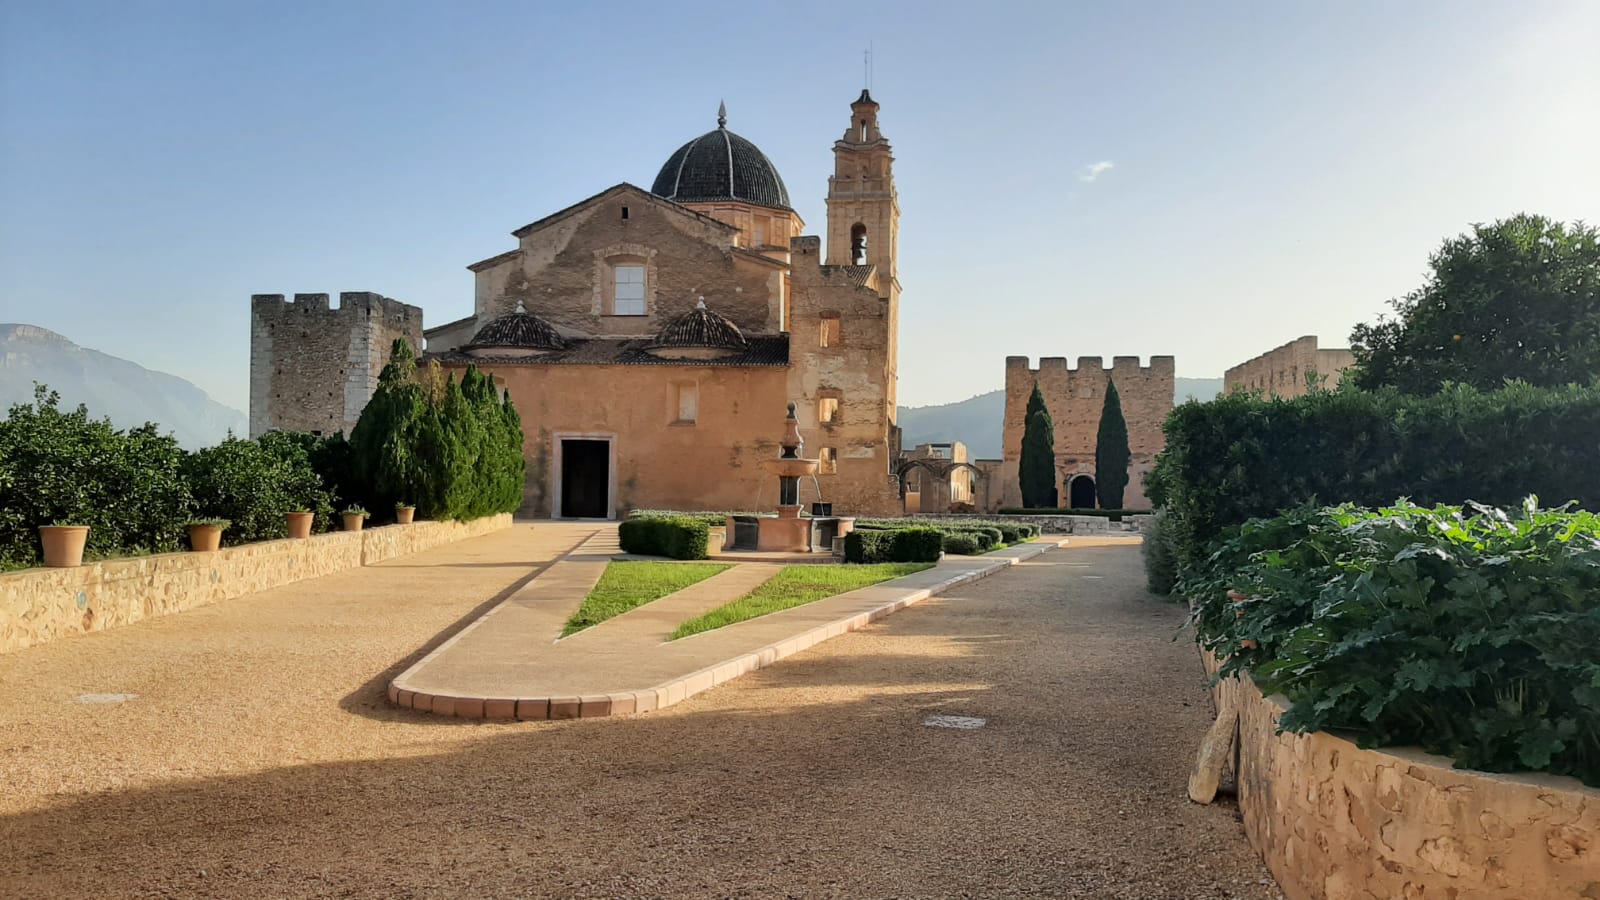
336, 557, 565, 723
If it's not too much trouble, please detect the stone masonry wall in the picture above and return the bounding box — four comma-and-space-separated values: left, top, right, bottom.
249, 292, 423, 438
999, 355, 1174, 510
1224, 335, 1356, 399
786, 235, 902, 516
1, 515, 511, 654
471, 186, 784, 340
1205, 655, 1600, 900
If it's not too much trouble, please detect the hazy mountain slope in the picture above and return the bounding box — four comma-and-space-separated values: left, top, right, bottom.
896, 377, 1224, 459
0, 324, 246, 449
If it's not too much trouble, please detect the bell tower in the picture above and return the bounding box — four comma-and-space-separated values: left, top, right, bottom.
825, 90, 898, 300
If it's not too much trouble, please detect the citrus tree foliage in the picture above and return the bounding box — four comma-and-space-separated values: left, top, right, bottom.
1094, 378, 1130, 509
1183, 500, 1600, 785
1018, 383, 1056, 508
349, 339, 524, 520
0, 386, 190, 564
1350, 214, 1600, 393
183, 433, 336, 544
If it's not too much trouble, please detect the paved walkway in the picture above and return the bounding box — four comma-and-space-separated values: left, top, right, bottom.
0, 534, 1279, 899
391, 531, 1070, 718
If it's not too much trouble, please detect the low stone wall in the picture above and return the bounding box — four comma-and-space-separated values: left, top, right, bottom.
1, 514, 513, 654
912, 513, 1147, 534
1206, 655, 1600, 899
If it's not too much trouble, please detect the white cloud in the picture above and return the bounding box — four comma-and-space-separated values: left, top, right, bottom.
1079, 160, 1115, 182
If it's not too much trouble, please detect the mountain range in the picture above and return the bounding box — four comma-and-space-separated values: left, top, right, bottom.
1, 322, 1220, 458
0, 324, 247, 449
897, 378, 1223, 459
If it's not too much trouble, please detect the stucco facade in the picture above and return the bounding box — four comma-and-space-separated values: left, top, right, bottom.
1225, 335, 1355, 398
998, 355, 1174, 510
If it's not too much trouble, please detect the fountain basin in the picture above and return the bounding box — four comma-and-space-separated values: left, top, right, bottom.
762, 458, 820, 478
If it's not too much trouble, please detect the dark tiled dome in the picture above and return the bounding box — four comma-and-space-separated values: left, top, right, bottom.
648, 300, 748, 352
652, 103, 791, 210
466, 301, 566, 354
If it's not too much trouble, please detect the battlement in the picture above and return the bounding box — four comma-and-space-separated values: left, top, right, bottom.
251, 291, 421, 326
1006, 354, 1176, 379
249, 290, 424, 438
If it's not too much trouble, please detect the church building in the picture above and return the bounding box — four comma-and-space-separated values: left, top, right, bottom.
250, 92, 906, 518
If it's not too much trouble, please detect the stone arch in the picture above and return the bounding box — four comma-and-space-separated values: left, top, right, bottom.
896, 459, 987, 513
850, 222, 868, 265
1068, 474, 1097, 510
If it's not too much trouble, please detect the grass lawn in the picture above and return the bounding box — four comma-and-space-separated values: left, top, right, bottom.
670, 562, 932, 640
561, 561, 730, 637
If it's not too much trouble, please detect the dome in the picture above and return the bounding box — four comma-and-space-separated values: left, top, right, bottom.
651, 103, 792, 210
647, 299, 749, 359
465, 301, 566, 357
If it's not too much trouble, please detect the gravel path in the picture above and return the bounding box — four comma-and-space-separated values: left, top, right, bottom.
0, 535, 1280, 899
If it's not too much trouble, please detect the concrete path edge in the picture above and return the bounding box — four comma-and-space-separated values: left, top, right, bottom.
388, 539, 1069, 721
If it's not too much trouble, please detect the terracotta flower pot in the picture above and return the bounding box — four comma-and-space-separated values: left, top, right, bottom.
1229, 590, 1258, 649
286, 512, 314, 539
188, 524, 224, 552
342, 513, 365, 533
39, 525, 90, 568
395, 507, 415, 525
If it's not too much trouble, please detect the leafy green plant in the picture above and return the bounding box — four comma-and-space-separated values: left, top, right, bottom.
1183, 499, 1600, 785
341, 506, 369, 518
187, 517, 231, 527
844, 527, 942, 563
184, 435, 334, 545
0, 386, 191, 564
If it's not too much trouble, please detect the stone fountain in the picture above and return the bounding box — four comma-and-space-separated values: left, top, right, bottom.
757, 402, 822, 551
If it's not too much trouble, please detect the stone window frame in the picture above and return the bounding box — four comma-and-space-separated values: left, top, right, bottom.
816, 388, 843, 427
819, 311, 842, 348
592, 243, 659, 317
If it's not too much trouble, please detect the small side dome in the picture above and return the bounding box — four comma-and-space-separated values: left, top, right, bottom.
647, 299, 748, 360
465, 300, 567, 357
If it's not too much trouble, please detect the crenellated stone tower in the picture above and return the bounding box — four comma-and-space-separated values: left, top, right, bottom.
249, 292, 422, 438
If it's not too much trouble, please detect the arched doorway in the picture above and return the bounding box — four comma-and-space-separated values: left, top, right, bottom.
1068, 474, 1096, 510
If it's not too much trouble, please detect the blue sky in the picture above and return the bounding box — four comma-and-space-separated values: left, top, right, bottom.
2, 0, 1597, 412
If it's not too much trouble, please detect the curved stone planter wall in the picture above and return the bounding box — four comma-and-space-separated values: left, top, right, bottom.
1207, 658, 1600, 899
1, 515, 513, 654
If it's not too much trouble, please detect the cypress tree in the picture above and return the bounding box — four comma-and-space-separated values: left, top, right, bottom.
1095, 378, 1131, 509
350, 338, 428, 511
1019, 383, 1056, 508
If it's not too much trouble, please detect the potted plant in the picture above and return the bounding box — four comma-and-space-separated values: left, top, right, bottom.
394, 502, 416, 525
286, 510, 315, 539
187, 518, 229, 552
341, 505, 370, 532
39, 521, 91, 568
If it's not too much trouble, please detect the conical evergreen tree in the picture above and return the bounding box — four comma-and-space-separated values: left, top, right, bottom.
1019, 383, 1056, 508
1095, 378, 1130, 509
350, 338, 429, 511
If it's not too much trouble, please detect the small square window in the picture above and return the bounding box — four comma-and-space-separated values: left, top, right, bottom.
675, 383, 698, 424
820, 316, 841, 348
819, 447, 838, 475
818, 397, 839, 423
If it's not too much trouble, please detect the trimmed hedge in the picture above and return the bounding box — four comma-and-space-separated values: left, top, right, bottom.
844, 527, 943, 563
1184, 501, 1600, 785
1149, 382, 1600, 575
627, 509, 759, 527
941, 533, 983, 555
618, 516, 710, 560
997, 508, 1150, 520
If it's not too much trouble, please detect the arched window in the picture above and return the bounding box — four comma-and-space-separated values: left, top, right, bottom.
850, 223, 867, 266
